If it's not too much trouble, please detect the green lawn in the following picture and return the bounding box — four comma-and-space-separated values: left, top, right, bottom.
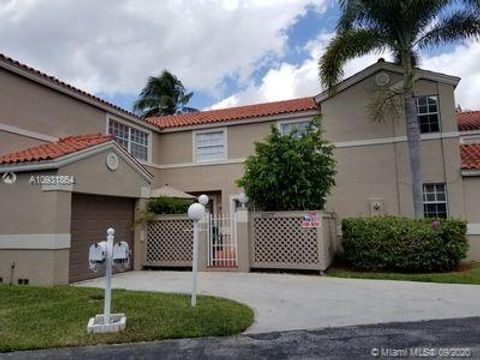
0, 286, 254, 352
328, 262, 480, 285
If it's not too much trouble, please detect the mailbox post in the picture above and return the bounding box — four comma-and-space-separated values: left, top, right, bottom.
87, 228, 130, 333
104, 228, 114, 324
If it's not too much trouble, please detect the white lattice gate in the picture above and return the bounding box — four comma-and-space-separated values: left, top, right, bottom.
207, 213, 238, 268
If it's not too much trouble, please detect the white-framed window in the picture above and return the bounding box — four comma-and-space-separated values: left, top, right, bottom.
108, 119, 150, 161
278, 120, 311, 138
194, 129, 226, 162
423, 183, 448, 218
416, 96, 440, 134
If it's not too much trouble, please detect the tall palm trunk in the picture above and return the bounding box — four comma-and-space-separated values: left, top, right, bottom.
402, 50, 424, 219
404, 89, 424, 218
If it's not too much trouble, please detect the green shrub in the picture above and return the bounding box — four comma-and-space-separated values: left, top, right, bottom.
236, 116, 336, 211
341, 216, 468, 272
147, 197, 193, 215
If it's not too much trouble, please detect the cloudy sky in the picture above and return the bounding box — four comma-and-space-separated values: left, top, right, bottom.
1, 0, 479, 111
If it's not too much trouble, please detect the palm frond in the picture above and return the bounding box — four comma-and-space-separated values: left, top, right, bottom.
319, 29, 388, 93
133, 70, 194, 117
417, 9, 480, 48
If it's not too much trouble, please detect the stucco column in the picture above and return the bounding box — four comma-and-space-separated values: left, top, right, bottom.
133, 198, 148, 271
236, 207, 250, 272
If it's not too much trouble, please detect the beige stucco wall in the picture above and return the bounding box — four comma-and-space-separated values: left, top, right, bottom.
462, 177, 480, 260
0, 68, 108, 138
59, 149, 151, 198
153, 119, 277, 165
0, 249, 69, 286
0, 131, 48, 155
0, 147, 151, 285
320, 71, 464, 222
0, 171, 71, 234
0, 171, 71, 285
148, 163, 245, 213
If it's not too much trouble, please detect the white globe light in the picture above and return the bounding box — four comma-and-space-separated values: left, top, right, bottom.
188, 203, 205, 221
238, 192, 248, 205
198, 194, 209, 206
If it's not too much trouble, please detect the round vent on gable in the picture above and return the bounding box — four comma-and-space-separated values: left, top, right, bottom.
106, 152, 119, 171
375, 72, 390, 86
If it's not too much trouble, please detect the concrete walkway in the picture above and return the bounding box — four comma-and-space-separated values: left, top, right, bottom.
76, 270, 480, 333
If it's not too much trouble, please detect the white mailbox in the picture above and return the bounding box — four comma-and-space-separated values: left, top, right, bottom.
88, 241, 107, 271
112, 241, 130, 267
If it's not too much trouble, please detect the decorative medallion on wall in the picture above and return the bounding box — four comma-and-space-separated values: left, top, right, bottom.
106, 152, 119, 171
375, 72, 390, 86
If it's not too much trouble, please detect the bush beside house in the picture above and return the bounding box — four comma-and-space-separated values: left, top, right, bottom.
147, 196, 193, 214
342, 216, 468, 272
237, 116, 336, 211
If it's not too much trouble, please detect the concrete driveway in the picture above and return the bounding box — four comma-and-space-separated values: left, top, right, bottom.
76, 270, 480, 333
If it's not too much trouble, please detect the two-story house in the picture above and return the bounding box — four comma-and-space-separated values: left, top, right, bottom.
0, 53, 479, 285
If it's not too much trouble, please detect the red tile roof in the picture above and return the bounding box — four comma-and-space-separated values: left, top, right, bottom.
457, 111, 480, 131
460, 143, 480, 170
146, 97, 318, 129
0, 53, 139, 120
0, 133, 113, 165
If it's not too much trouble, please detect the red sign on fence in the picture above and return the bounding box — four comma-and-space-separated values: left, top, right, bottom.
301, 212, 321, 228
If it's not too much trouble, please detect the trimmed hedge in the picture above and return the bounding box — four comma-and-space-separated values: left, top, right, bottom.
341, 216, 468, 272
147, 196, 193, 215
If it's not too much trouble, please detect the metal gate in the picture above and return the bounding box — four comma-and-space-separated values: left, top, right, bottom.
207, 213, 238, 268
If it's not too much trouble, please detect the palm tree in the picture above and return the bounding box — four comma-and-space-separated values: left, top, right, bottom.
133, 70, 196, 117
319, 0, 480, 218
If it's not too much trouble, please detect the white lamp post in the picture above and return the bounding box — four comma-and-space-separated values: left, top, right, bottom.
188, 197, 207, 307
238, 192, 248, 208
87, 228, 130, 333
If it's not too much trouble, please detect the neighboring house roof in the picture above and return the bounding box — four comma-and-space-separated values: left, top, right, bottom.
145, 97, 318, 129
0, 133, 112, 165
460, 143, 480, 170
0, 53, 153, 128
457, 110, 480, 131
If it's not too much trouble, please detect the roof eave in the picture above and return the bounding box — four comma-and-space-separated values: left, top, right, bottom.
155, 109, 320, 133
0, 141, 154, 182
461, 169, 480, 177
314, 62, 461, 104
0, 58, 160, 133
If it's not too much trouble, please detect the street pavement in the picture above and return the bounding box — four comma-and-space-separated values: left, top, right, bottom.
4, 317, 480, 359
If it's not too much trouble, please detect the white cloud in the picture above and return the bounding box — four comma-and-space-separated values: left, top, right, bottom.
421, 41, 480, 110
210, 32, 389, 109
211, 33, 480, 111
0, 0, 330, 96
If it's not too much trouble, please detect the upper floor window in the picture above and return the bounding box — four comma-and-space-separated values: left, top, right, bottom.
194, 129, 226, 162
416, 96, 440, 133
108, 119, 149, 161
279, 120, 311, 138
423, 183, 447, 218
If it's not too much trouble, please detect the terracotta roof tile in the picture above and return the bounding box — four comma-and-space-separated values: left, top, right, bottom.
146, 97, 318, 129
457, 110, 480, 131
460, 143, 480, 170
0, 53, 139, 120
0, 133, 113, 165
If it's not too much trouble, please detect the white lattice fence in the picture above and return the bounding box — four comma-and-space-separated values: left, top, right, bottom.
250, 211, 335, 271
144, 215, 193, 267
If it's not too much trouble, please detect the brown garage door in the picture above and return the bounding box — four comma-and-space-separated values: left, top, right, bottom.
70, 193, 135, 283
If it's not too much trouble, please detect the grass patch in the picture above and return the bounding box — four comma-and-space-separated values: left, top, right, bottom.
328, 262, 480, 285
0, 285, 254, 352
